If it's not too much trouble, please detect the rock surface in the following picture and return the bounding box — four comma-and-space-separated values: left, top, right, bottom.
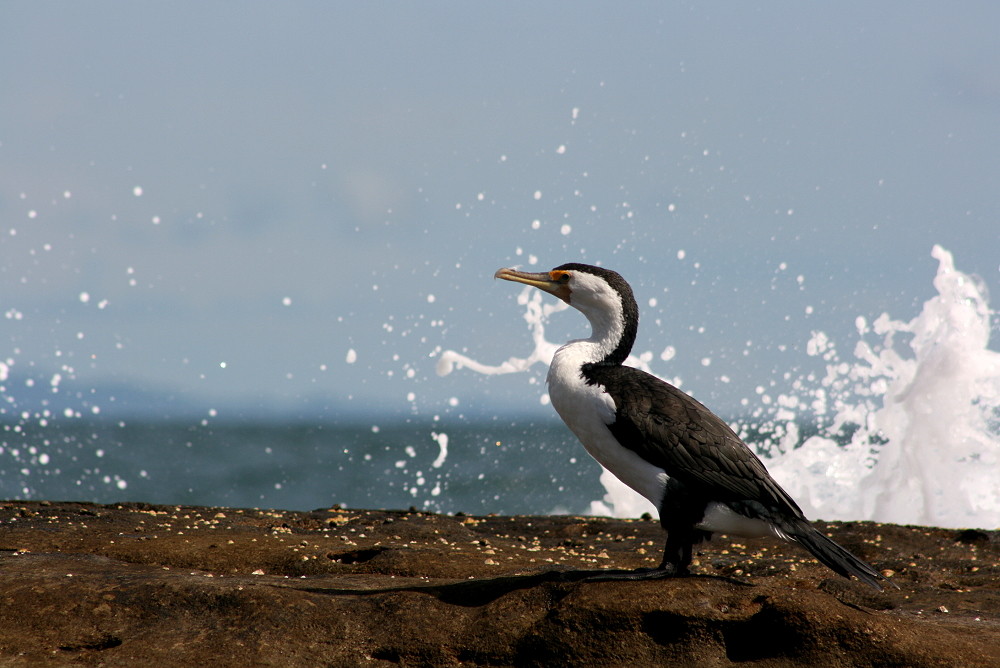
0, 500, 998, 666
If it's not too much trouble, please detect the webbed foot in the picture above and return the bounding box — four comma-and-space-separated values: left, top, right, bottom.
583, 564, 686, 582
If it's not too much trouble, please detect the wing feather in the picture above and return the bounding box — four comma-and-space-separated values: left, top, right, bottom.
586, 364, 804, 517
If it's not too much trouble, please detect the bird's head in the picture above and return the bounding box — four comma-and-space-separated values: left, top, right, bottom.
494, 263, 633, 310
494, 263, 639, 364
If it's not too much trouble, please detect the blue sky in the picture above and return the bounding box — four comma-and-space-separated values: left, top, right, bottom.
2, 3, 998, 422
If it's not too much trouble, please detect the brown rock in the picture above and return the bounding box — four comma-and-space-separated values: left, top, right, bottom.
1, 501, 998, 666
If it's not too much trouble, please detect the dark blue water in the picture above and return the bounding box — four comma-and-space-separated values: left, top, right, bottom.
0, 417, 608, 514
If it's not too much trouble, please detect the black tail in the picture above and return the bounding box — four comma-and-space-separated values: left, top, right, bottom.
787, 521, 897, 591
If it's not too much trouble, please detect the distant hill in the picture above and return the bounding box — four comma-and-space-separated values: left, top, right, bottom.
0, 371, 209, 422
0, 371, 403, 425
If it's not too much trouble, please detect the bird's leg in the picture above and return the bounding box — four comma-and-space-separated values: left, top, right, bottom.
655, 523, 693, 574
655, 526, 711, 574
584, 525, 707, 582
585, 486, 711, 582
657, 534, 689, 575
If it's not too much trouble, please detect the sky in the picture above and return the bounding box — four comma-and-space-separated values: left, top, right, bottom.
2, 2, 999, 424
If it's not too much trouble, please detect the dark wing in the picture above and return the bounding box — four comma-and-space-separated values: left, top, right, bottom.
587, 364, 804, 517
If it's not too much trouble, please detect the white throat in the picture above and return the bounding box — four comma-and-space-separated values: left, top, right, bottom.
564, 284, 628, 366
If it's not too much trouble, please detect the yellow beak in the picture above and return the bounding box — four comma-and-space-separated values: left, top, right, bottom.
494, 267, 571, 303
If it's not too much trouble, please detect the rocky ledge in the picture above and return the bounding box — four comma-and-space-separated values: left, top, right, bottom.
0, 501, 998, 666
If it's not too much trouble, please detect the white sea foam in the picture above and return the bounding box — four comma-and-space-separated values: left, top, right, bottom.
443, 246, 1000, 529
430, 431, 449, 469
436, 286, 568, 379
763, 245, 1000, 529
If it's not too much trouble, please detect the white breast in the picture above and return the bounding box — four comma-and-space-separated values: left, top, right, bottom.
546, 342, 669, 508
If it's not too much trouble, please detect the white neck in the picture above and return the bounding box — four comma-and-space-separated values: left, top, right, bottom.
562, 286, 630, 367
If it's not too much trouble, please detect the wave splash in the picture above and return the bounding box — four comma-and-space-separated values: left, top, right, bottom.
763, 245, 1000, 528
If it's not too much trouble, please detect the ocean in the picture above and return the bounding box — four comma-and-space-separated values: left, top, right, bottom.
0, 416, 610, 516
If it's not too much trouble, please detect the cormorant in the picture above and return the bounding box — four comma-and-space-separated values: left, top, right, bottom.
495, 262, 894, 590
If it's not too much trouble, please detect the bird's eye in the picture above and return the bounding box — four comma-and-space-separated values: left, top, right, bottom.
552, 271, 571, 284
